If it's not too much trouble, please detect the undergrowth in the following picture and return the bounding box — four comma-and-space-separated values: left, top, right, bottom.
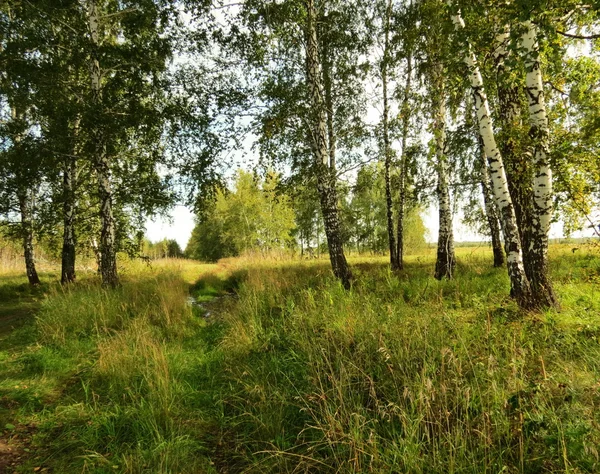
0, 246, 598, 473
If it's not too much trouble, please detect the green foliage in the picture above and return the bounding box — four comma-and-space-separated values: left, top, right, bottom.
343, 163, 426, 254
186, 170, 296, 261
141, 238, 184, 259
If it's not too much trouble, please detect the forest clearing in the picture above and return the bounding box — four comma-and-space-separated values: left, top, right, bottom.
0, 245, 599, 473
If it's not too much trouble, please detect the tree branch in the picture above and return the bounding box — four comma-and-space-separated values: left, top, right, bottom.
556, 30, 600, 40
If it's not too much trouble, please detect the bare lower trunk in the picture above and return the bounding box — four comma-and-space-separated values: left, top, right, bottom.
87, 0, 118, 287
479, 141, 504, 267
11, 104, 40, 285
521, 22, 558, 308
493, 27, 535, 290
17, 189, 40, 286
382, 0, 397, 269
91, 238, 101, 273
432, 76, 455, 280
305, 0, 351, 289
97, 156, 118, 286
449, 5, 533, 308
316, 170, 352, 288
61, 155, 77, 284
396, 55, 412, 271
61, 117, 79, 284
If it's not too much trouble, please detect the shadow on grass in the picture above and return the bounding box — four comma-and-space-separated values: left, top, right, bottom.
0, 273, 55, 338
189, 267, 248, 300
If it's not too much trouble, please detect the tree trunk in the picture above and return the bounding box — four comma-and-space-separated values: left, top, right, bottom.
493, 27, 535, 289
396, 55, 412, 271
87, 0, 118, 287
17, 188, 40, 286
479, 139, 505, 267
11, 105, 40, 286
381, 0, 397, 269
448, 6, 533, 308
61, 154, 77, 283
305, 0, 351, 289
61, 117, 80, 284
520, 22, 558, 308
432, 72, 455, 280
322, 37, 336, 171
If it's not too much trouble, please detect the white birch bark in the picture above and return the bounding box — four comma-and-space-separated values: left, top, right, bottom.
521, 22, 553, 239
396, 55, 412, 271
305, 0, 351, 288
86, 0, 118, 287
479, 140, 505, 268
432, 73, 455, 280
382, 0, 397, 269
519, 21, 557, 307
448, 4, 532, 305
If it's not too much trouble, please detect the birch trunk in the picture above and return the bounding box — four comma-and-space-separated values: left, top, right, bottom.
493, 28, 535, 284
17, 187, 40, 286
520, 22, 558, 308
305, 0, 352, 289
11, 105, 40, 286
448, 6, 533, 307
382, 0, 397, 269
396, 55, 412, 271
432, 74, 455, 280
479, 140, 505, 267
87, 0, 118, 287
322, 40, 336, 171
61, 117, 80, 284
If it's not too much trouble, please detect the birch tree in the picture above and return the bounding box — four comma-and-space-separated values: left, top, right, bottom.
0, 3, 42, 285
396, 54, 413, 271
520, 20, 558, 307
306, 0, 352, 288
84, 0, 118, 287
447, 3, 533, 307
234, 0, 370, 288
381, 0, 397, 269
431, 69, 456, 280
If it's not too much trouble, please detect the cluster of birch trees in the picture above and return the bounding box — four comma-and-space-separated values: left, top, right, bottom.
228, 0, 599, 308
1, 0, 201, 287
1, 0, 599, 310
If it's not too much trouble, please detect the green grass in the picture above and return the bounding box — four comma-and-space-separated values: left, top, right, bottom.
0, 246, 599, 472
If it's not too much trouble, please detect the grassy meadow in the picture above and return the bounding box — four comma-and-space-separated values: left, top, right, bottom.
0, 244, 599, 473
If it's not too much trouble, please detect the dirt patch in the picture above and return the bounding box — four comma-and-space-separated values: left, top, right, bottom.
0, 439, 19, 473
0, 436, 23, 474
0, 424, 39, 474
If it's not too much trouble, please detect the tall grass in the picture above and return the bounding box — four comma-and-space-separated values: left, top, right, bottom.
1, 245, 598, 473
1, 260, 219, 473
208, 246, 600, 472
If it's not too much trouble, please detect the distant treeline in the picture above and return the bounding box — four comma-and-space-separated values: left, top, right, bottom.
184, 168, 426, 262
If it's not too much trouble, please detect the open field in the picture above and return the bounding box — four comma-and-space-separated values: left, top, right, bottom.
0, 244, 599, 473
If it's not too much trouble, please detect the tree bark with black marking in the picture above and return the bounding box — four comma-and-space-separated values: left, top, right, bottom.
86, 0, 118, 287
479, 139, 505, 268
305, 0, 352, 289
381, 0, 397, 269
432, 70, 455, 280
520, 21, 558, 308
448, 5, 533, 307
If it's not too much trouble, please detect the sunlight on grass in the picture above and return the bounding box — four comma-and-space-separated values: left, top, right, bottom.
0, 245, 599, 472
